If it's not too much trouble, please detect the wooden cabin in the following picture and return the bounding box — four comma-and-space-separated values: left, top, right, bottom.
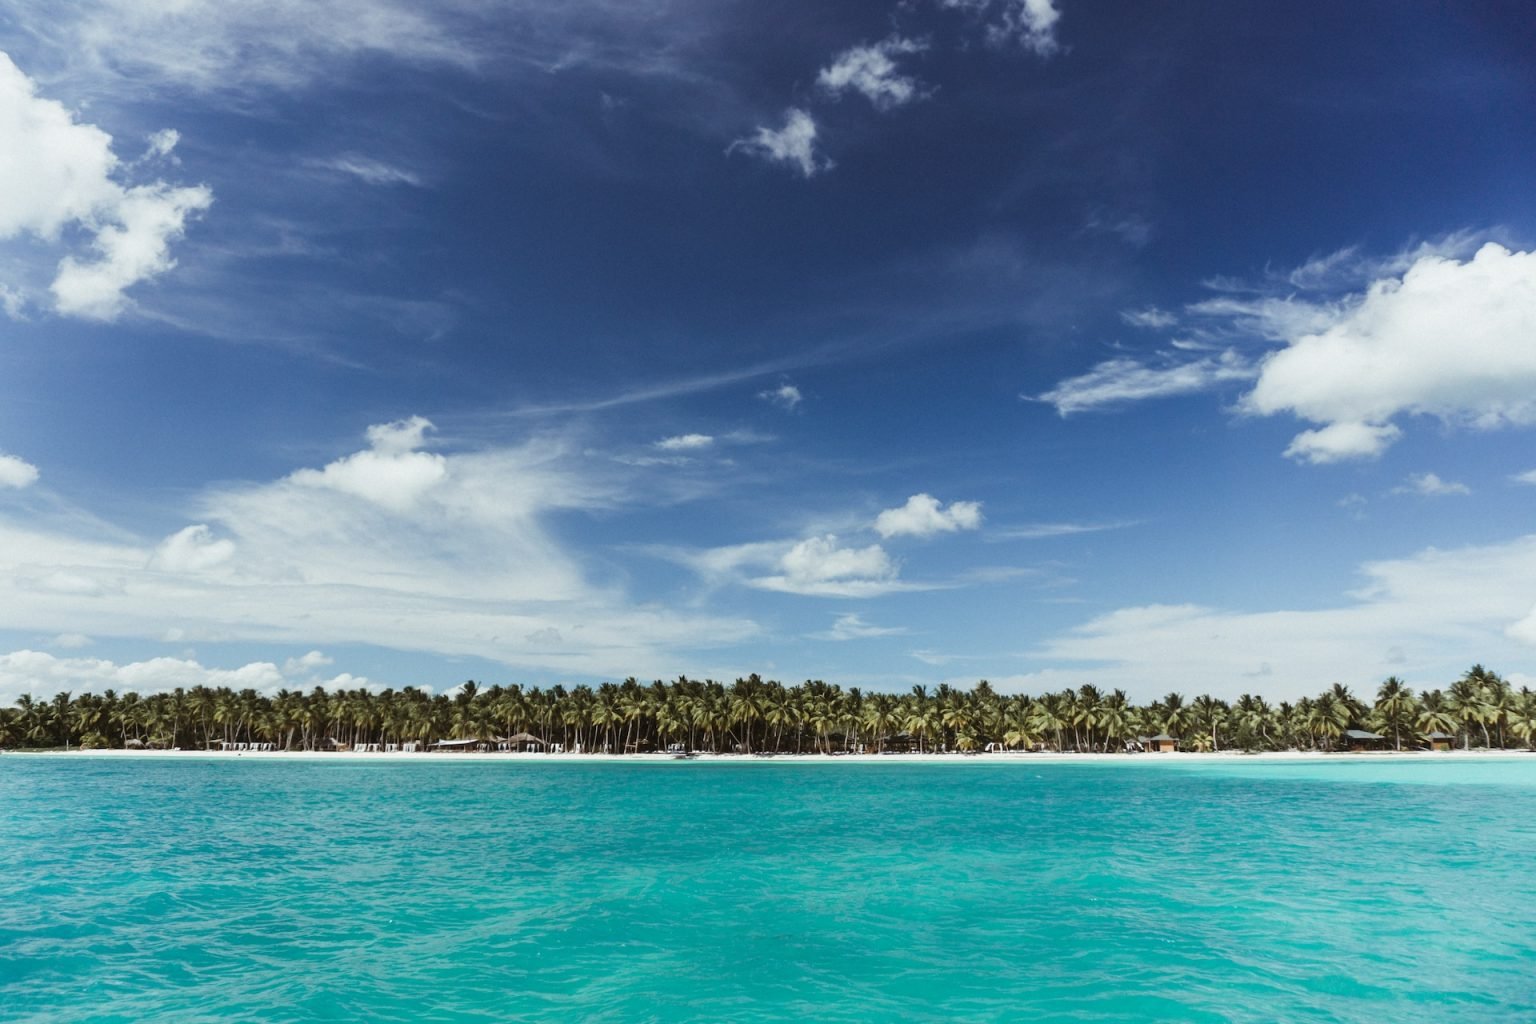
1341, 728, 1387, 752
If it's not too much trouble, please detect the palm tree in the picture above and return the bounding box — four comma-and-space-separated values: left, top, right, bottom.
1190, 694, 1228, 753
1372, 676, 1416, 751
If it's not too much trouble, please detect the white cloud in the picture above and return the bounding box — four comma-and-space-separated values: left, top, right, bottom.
941, 0, 1062, 54
1034, 351, 1255, 415
874, 494, 983, 539
18, 0, 479, 93
142, 128, 180, 162
50, 633, 93, 649
0, 416, 760, 677
1243, 243, 1536, 459
1392, 472, 1471, 497
1028, 533, 1536, 701
310, 154, 422, 187
655, 433, 714, 451
0, 453, 40, 488
759, 382, 803, 410
1282, 421, 1402, 465
991, 520, 1134, 540
1040, 240, 1536, 461
0, 649, 291, 704
676, 533, 923, 598
283, 649, 334, 674
0, 53, 211, 320
1512, 469, 1536, 485
729, 109, 830, 178
759, 534, 899, 597
150, 524, 237, 572
1121, 306, 1177, 329
817, 37, 927, 110
0, 647, 395, 704
817, 613, 907, 641
288, 416, 447, 512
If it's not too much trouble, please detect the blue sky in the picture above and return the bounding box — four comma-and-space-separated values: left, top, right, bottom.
2, 0, 1535, 703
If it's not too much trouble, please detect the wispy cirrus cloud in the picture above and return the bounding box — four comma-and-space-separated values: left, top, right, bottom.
814, 613, 908, 641
1391, 472, 1471, 498
1033, 351, 1255, 415
308, 154, 423, 187
0, 416, 759, 679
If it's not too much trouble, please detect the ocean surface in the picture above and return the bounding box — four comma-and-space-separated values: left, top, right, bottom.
3, 756, 1535, 1023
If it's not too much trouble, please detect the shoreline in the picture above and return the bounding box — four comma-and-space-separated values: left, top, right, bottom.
6, 747, 1532, 764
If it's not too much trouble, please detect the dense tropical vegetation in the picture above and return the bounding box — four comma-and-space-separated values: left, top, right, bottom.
3, 664, 1534, 754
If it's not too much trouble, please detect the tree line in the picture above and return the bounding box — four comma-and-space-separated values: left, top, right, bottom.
3, 664, 1532, 754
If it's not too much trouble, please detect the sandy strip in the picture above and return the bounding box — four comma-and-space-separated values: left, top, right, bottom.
8, 748, 1532, 764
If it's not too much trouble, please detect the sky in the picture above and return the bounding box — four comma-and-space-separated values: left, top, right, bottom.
2, 0, 1535, 704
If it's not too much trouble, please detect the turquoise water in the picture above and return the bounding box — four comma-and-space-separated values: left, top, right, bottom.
3, 757, 1535, 1023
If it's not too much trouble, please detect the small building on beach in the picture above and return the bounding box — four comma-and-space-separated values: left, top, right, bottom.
1146, 733, 1178, 753
500, 732, 546, 752
1341, 728, 1387, 751
1425, 730, 1456, 752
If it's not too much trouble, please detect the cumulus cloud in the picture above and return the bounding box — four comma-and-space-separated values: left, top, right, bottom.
761, 534, 898, 596
1282, 421, 1402, 465
729, 109, 830, 178
149, 524, 236, 572
874, 494, 983, 539
289, 416, 447, 512
1243, 243, 1536, 460
759, 382, 803, 410
1512, 469, 1536, 486
283, 649, 334, 674
1039, 240, 1536, 462
0, 53, 211, 320
0, 649, 291, 704
676, 532, 926, 598
1034, 351, 1255, 415
1392, 472, 1471, 497
655, 433, 713, 451
0, 453, 40, 488
817, 37, 927, 110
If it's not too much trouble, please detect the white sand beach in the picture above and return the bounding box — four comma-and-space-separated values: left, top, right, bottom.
20, 747, 1532, 764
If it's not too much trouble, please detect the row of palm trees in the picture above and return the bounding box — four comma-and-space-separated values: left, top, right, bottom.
3, 664, 1532, 754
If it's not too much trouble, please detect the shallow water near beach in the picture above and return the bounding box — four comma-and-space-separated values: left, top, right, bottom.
3, 756, 1534, 1023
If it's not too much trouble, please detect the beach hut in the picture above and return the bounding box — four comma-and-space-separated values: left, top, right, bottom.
1341, 728, 1387, 752
1425, 730, 1456, 752
502, 731, 545, 753
1146, 733, 1178, 753
432, 737, 483, 753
